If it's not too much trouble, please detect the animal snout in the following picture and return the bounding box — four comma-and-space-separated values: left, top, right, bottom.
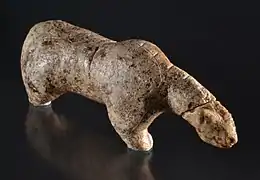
225, 136, 237, 147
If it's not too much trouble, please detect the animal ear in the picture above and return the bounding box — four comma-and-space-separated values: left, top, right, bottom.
182, 108, 202, 128
200, 109, 215, 124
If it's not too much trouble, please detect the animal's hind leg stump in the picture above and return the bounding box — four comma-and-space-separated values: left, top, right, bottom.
24, 79, 63, 107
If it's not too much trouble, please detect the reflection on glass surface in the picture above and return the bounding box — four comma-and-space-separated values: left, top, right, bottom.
25, 105, 155, 180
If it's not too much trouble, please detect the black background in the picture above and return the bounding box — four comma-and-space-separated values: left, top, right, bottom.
3, 0, 260, 180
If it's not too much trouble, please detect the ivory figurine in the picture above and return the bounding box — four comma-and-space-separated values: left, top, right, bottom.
21, 20, 238, 151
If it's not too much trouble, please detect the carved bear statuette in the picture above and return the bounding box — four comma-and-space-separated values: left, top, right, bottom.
21, 20, 238, 151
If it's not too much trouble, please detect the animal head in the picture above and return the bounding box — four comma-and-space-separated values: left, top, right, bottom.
182, 101, 238, 148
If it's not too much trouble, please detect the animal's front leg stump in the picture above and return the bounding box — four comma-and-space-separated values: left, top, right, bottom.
21, 20, 238, 152
107, 107, 154, 151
